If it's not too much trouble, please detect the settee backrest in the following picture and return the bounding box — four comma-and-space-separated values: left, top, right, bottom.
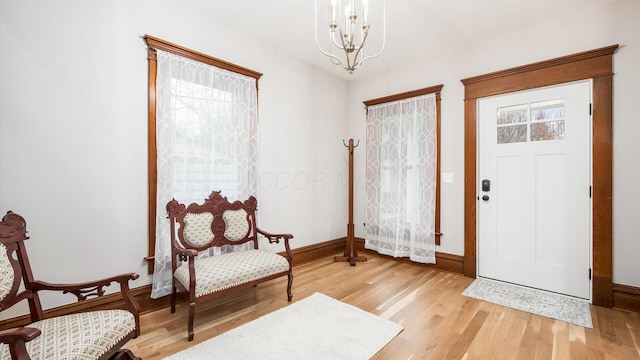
166, 191, 259, 252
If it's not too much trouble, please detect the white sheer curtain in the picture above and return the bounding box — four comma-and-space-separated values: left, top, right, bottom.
151, 50, 259, 299
365, 94, 437, 264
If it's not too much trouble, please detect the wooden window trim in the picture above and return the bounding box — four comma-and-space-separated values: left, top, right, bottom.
144, 35, 263, 80
460, 45, 618, 307
363, 84, 444, 245
143, 35, 262, 274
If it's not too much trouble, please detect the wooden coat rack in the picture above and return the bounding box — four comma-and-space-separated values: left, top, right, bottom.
334, 138, 367, 266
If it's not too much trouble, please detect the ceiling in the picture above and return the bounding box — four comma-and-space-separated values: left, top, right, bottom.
180, 0, 611, 80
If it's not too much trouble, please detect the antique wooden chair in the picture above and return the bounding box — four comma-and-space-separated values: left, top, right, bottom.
167, 191, 294, 341
0, 211, 141, 360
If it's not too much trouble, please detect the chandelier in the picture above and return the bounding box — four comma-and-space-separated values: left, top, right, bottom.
314, 0, 386, 74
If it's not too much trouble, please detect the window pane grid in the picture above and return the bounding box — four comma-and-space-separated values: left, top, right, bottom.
497, 98, 565, 144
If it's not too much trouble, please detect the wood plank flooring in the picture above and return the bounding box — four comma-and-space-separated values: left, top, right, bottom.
127, 252, 640, 359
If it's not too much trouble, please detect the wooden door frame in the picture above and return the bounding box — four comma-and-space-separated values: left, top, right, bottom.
461, 45, 618, 307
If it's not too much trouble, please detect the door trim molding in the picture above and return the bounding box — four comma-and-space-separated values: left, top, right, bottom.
460, 44, 618, 307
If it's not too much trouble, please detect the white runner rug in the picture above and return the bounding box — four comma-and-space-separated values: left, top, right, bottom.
165, 292, 403, 359
462, 277, 593, 328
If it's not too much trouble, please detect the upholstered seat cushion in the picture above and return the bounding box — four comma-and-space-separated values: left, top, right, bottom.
174, 249, 290, 298
0, 309, 135, 360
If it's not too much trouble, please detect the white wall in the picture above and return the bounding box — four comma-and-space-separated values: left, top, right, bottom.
0, 0, 349, 316
1, 0, 638, 321
348, 0, 640, 287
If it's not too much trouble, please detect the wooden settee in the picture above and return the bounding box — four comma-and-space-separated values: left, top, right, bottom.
166, 191, 294, 341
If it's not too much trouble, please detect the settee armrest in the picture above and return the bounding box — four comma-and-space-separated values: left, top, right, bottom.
30, 273, 141, 337
173, 244, 197, 264
256, 228, 293, 240
172, 244, 198, 295
256, 228, 293, 243
173, 245, 197, 258
256, 228, 293, 261
0, 327, 41, 360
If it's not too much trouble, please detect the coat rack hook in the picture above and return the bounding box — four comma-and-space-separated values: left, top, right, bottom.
343, 139, 360, 148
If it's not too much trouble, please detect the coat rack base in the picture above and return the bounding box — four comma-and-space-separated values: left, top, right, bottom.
334, 254, 368, 266
334, 223, 367, 266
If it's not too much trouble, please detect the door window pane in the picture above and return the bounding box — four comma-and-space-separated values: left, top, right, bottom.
497, 104, 528, 124
497, 125, 527, 144
496, 98, 565, 144
531, 99, 565, 142
531, 121, 565, 141
531, 99, 565, 120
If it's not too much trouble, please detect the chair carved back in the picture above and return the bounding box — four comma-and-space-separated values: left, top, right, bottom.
0, 211, 44, 322
167, 191, 259, 252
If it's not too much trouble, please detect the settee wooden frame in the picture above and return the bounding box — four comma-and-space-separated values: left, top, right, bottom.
167, 191, 293, 341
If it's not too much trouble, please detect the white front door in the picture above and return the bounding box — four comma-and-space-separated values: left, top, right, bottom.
477, 80, 592, 299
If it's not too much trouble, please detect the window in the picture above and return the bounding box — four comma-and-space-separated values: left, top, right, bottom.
363, 85, 443, 263
496, 99, 566, 144
144, 35, 262, 298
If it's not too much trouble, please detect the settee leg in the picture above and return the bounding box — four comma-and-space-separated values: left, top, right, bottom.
188, 301, 195, 341
287, 272, 293, 302
170, 288, 176, 313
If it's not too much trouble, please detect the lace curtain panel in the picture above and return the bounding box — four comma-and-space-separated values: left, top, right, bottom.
151, 50, 259, 299
365, 94, 437, 264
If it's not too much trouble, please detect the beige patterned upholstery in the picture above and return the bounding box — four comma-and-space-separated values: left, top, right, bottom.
222, 209, 249, 241
183, 212, 215, 247
0, 243, 13, 302
166, 192, 293, 341
174, 250, 290, 298
0, 310, 136, 360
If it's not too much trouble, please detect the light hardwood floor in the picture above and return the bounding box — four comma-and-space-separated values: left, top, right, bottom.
127, 252, 640, 359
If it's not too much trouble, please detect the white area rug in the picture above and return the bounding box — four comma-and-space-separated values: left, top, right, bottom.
165, 292, 403, 360
462, 278, 593, 328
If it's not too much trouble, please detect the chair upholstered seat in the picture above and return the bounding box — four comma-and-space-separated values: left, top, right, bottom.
0, 310, 136, 360
174, 249, 290, 298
